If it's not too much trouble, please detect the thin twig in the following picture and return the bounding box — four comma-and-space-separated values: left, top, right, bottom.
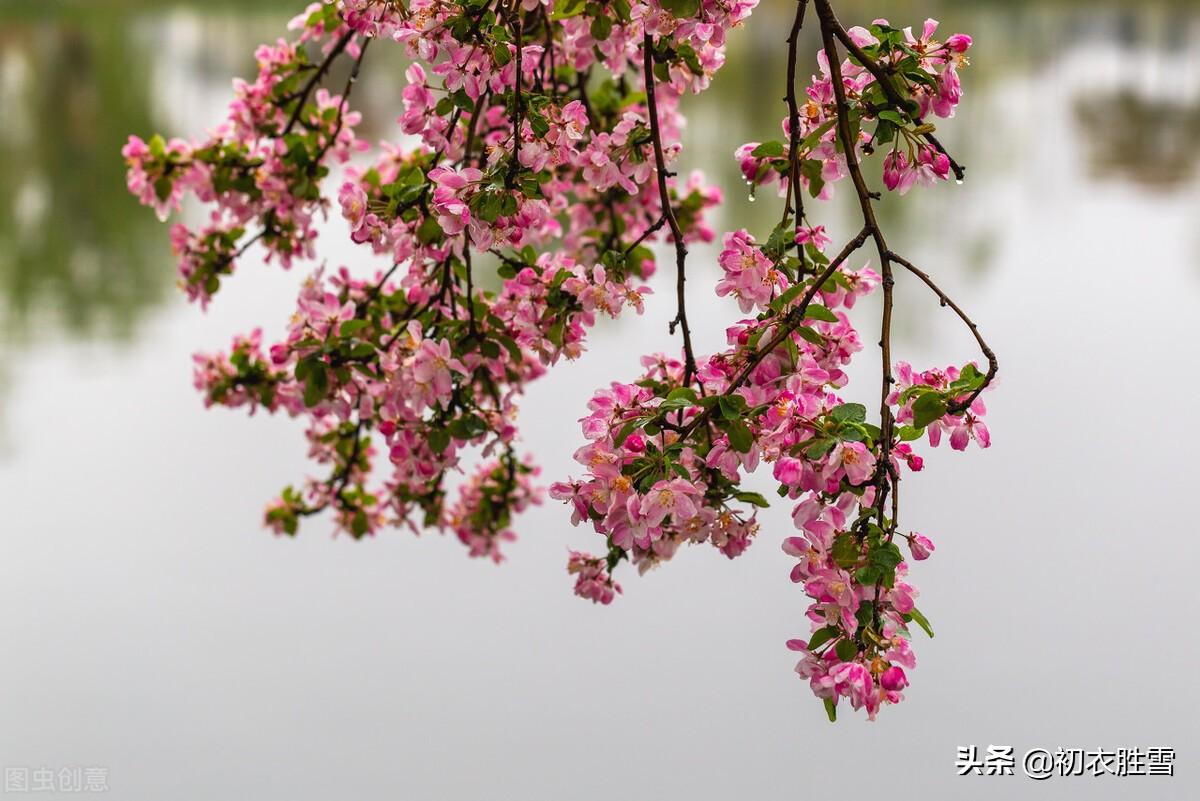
676, 226, 871, 440
886, 251, 997, 412
284, 30, 354, 136
506, 8, 524, 188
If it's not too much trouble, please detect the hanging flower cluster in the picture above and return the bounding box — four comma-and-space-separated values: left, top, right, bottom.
124, 0, 996, 722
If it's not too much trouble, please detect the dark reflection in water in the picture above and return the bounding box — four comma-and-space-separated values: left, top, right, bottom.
1076, 93, 1200, 187
0, 17, 168, 341
0, 0, 1197, 345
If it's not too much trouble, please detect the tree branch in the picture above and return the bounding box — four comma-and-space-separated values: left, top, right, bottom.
283, 30, 354, 137
642, 32, 697, 385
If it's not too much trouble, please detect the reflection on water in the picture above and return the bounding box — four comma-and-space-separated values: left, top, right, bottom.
1, 1, 1197, 347
0, 16, 167, 341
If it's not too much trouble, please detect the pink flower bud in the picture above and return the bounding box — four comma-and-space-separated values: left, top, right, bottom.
621, 432, 646, 453
945, 33, 972, 53
883, 151, 906, 192
909, 533, 935, 561
881, 666, 908, 692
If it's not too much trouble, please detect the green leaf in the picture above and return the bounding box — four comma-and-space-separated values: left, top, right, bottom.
665, 387, 699, 405
590, 15, 613, 41
823, 697, 838, 723
795, 325, 825, 345
798, 119, 836, 153
831, 535, 860, 569
909, 607, 935, 638
855, 566, 881, 585
769, 283, 807, 313
153, 176, 173, 202
751, 140, 786, 159
733, 490, 770, 509
805, 304, 839, 323
806, 626, 838, 652
416, 217, 443, 245
897, 425, 924, 441
835, 638, 858, 662
726, 419, 753, 453
428, 428, 451, 455
717, 395, 746, 421
831, 403, 867, 424
878, 109, 908, 125
550, 0, 587, 19
447, 414, 488, 441
804, 437, 835, 460
302, 365, 327, 408
911, 392, 948, 428
660, 0, 701, 18
338, 319, 368, 338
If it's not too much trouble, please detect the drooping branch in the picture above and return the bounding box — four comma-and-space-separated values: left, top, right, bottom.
315, 37, 371, 163
782, 0, 810, 243
816, 0, 897, 521
283, 30, 355, 136
506, 7, 525, 189
642, 32, 698, 386
886, 251, 997, 413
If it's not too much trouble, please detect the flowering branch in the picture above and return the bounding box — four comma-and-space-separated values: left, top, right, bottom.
123, 0, 997, 722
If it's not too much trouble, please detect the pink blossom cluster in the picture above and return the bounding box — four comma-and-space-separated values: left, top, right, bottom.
554, 205, 992, 719
130, 0, 749, 557
736, 17, 972, 202
122, 23, 367, 305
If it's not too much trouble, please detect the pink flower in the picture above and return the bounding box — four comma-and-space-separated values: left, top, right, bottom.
948, 411, 990, 450
829, 441, 877, 485
831, 660, 873, 710
339, 180, 368, 231
795, 225, 832, 251
411, 338, 467, 408
640, 479, 700, 528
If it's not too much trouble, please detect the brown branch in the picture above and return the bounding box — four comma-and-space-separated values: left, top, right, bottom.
642, 32, 698, 385
315, 37, 371, 164
624, 214, 667, 255
505, 9, 524, 189
676, 226, 871, 440
782, 0, 809, 244
283, 30, 354, 137
886, 251, 997, 412
461, 89, 491, 168
464, 235, 480, 340
816, 0, 896, 525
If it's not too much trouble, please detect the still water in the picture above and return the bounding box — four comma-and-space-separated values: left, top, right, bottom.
1, 2, 1198, 799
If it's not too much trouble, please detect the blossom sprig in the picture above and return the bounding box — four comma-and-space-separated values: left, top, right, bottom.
556, 0, 997, 722
125, 0, 997, 722
737, 15, 971, 203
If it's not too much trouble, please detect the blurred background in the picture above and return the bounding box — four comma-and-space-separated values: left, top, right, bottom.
1, 0, 1197, 798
